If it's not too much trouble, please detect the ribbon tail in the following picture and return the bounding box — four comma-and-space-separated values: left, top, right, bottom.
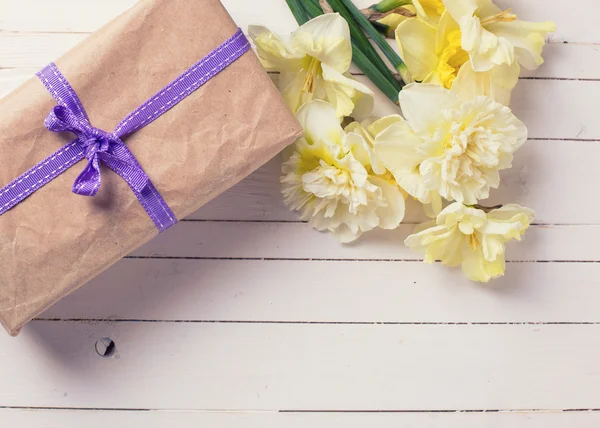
72, 156, 102, 196
100, 152, 176, 232
101, 152, 150, 193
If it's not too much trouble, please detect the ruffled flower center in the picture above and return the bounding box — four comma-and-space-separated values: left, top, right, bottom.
302, 161, 378, 215
420, 98, 508, 202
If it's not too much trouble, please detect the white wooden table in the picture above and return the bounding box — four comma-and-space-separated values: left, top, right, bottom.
1, 0, 599, 426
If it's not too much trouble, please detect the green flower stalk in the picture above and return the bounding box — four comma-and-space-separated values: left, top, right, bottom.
367, 0, 412, 13
337, 0, 412, 84
285, 0, 310, 24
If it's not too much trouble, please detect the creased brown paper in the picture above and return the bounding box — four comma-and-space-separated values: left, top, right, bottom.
0, 0, 302, 335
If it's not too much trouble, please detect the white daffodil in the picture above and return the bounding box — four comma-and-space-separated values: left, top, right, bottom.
443, 0, 555, 72
281, 101, 405, 243
395, 11, 519, 105
405, 202, 534, 282
373, 82, 527, 207
249, 14, 374, 118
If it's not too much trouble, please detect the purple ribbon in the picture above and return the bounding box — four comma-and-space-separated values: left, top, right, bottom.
0, 29, 250, 232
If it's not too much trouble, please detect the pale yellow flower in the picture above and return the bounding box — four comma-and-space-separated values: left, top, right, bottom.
443, 0, 555, 72
249, 14, 374, 118
281, 101, 405, 243
373, 83, 527, 206
405, 202, 534, 282
395, 11, 519, 104
377, 6, 417, 33
413, 0, 446, 23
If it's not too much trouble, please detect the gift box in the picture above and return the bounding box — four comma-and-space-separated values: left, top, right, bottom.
0, 0, 302, 335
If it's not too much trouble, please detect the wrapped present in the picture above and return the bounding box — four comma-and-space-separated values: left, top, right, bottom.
0, 0, 302, 335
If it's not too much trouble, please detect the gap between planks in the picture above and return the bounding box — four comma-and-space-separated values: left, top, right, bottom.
121, 257, 600, 263
177, 219, 600, 226
31, 319, 600, 325
1, 405, 600, 413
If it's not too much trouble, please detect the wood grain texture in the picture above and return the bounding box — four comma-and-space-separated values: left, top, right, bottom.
39, 259, 600, 323
2, 409, 600, 428
1, 322, 600, 410
132, 222, 599, 261
0, 0, 566, 39
192, 138, 600, 224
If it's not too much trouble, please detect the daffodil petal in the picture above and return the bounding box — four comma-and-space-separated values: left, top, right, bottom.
248, 25, 305, 72
369, 176, 406, 229
291, 13, 352, 73
321, 63, 374, 118
398, 83, 459, 135
373, 120, 433, 202
452, 60, 520, 105
378, 5, 417, 29
461, 239, 497, 282
278, 71, 315, 114
395, 19, 438, 82
413, 0, 446, 23
442, 0, 477, 23
295, 100, 343, 146
482, 204, 535, 239
405, 225, 464, 265
367, 115, 405, 137
489, 20, 556, 70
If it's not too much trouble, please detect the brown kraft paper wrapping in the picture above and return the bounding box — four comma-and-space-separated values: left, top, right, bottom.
0, 0, 302, 335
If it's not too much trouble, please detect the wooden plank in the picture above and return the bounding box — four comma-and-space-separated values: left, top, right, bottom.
0, 0, 584, 43
2, 42, 600, 104
363, 78, 600, 140
131, 222, 600, 261
2, 322, 600, 410
191, 139, 600, 224
39, 259, 600, 323
1, 409, 600, 428
1, 35, 595, 80
1, 62, 598, 139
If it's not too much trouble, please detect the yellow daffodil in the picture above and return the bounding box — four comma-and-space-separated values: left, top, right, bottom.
443, 0, 556, 72
344, 115, 405, 177
405, 202, 534, 282
374, 0, 444, 32
373, 82, 527, 207
395, 11, 519, 104
249, 14, 374, 118
413, 0, 446, 23
281, 101, 405, 243
377, 6, 416, 36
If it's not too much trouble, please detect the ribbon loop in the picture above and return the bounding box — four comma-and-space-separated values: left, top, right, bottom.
43, 102, 149, 198
44, 105, 91, 135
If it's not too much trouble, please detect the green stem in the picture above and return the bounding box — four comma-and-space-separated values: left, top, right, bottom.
339, 0, 411, 84
369, 0, 412, 13
285, 0, 310, 24
352, 44, 399, 103
371, 21, 394, 38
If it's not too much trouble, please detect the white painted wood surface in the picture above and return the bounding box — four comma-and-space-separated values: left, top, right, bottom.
1, 0, 599, 426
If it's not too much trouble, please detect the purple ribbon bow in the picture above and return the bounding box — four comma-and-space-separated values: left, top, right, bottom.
0, 29, 250, 232
44, 105, 150, 197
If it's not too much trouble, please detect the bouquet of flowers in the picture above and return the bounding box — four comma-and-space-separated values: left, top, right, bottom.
249, 0, 555, 282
